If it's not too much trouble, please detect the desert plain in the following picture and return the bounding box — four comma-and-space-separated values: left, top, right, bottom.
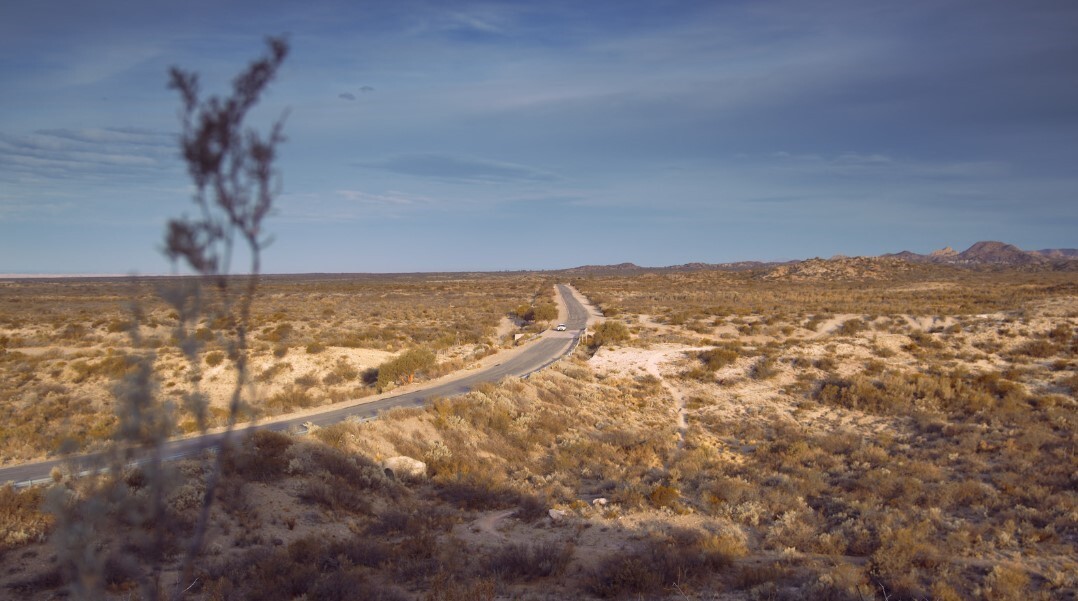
0, 257, 1076, 600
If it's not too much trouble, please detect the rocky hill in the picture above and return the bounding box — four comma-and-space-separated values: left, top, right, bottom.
885, 241, 1076, 267
930, 246, 959, 259
957, 241, 1042, 265
762, 256, 918, 281
667, 260, 787, 272
1031, 248, 1078, 259
559, 262, 647, 276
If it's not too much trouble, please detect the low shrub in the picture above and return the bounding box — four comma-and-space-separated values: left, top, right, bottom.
326, 536, 390, 568
0, 485, 52, 551
814, 356, 838, 371
983, 564, 1031, 601
751, 357, 779, 380
699, 347, 738, 370
301, 444, 384, 487
261, 323, 293, 343
294, 372, 319, 388
814, 368, 1028, 416
435, 474, 520, 510
587, 531, 742, 598
265, 386, 317, 412
256, 361, 292, 383
376, 348, 436, 390
70, 354, 133, 383
298, 478, 370, 514
532, 303, 558, 322
587, 555, 660, 598
322, 360, 359, 386
649, 484, 680, 509
514, 494, 548, 523
905, 331, 944, 351
1047, 323, 1073, 344
870, 524, 937, 598
204, 351, 225, 367
105, 319, 131, 333
305, 569, 366, 601
836, 318, 866, 336
1011, 339, 1058, 360
482, 541, 574, 581
222, 430, 294, 481
591, 321, 630, 348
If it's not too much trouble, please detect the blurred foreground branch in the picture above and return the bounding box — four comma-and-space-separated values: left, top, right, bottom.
48, 37, 288, 601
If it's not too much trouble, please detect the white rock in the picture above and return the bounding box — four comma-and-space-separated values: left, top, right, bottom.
592, 497, 608, 506
548, 509, 567, 523
381, 456, 427, 479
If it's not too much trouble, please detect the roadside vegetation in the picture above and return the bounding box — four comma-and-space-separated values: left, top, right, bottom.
2, 261, 1074, 599
0, 274, 551, 463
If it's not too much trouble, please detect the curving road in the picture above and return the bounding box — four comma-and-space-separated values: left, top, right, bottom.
1, 284, 593, 487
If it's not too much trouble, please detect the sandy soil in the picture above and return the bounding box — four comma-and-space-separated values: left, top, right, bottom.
809, 314, 859, 338
494, 316, 519, 342
197, 347, 396, 410
5, 284, 1075, 600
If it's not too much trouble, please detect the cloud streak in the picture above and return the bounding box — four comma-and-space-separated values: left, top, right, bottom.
0, 127, 175, 181
355, 153, 557, 184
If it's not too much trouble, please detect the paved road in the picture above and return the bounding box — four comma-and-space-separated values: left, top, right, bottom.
1, 284, 591, 487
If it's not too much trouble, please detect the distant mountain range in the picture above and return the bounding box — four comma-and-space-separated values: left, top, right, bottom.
559, 260, 777, 275
1032, 248, 1078, 259
560, 241, 1077, 275
882, 241, 1077, 266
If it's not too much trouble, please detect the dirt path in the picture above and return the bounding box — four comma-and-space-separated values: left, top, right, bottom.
455, 508, 516, 545
902, 314, 956, 330
592, 344, 706, 451
473, 509, 515, 540
810, 314, 858, 338
641, 352, 689, 450
494, 316, 520, 341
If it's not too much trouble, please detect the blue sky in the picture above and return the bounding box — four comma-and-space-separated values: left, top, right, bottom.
1, 0, 1076, 274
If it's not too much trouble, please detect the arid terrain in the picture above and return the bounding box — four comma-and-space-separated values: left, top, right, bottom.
0, 274, 556, 465
1, 260, 1076, 600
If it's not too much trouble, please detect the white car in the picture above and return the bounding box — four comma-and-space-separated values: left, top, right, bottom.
555, 324, 567, 331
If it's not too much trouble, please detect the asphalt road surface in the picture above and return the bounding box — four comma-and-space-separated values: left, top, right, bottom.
1, 284, 592, 487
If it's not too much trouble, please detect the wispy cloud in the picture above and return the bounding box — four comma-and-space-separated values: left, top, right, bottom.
0, 127, 176, 182
276, 189, 438, 222
407, 6, 517, 39
47, 40, 165, 89
759, 151, 1010, 180
338, 86, 374, 101
0, 126, 184, 225
335, 189, 433, 207
0, 196, 73, 219
449, 11, 506, 34
355, 153, 557, 184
